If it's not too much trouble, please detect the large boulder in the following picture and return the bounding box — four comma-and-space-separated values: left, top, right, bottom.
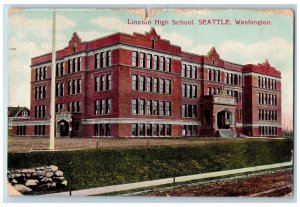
14, 173, 21, 178
7, 174, 14, 179
53, 176, 65, 181
25, 179, 39, 187
15, 184, 32, 193
61, 180, 67, 187
49, 165, 58, 172
35, 167, 45, 171
47, 182, 57, 188
45, 172, 54, 178
11, 179, 18, 184
40, 177, 52, 183
54, 170, 63, 177
36, 170, 46, 176
15, 169, 21, 174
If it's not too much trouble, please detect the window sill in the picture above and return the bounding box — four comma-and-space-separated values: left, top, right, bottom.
181, 77, 198, 80
132, 90, 171, 95
95, 90, 112, 93
132, 66, 172, 73
95, 66, 113, 70
67, 93, 82, 96
132, 114, 171, 117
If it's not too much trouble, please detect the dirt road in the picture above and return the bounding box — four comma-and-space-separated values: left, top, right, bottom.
144, 169, 293, 197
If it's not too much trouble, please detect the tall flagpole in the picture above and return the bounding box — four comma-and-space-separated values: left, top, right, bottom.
50, 10, 56, 150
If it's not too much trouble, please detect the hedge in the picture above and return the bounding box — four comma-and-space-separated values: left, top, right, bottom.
7, 139, 292, 194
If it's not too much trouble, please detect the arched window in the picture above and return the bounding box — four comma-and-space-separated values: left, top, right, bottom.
151, 37, 157, 49
73, 43, 77, 53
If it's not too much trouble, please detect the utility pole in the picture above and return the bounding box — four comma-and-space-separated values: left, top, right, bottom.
49, 10, 56, 150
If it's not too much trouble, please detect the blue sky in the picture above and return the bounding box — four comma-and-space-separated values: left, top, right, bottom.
8, 8, 294, 129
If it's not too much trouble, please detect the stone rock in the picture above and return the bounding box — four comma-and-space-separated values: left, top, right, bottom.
9, 166, 66, 193
46, 172, 54, 178
22, 169, 36, 174
36, 170, 46, 176
15, 184, 32, 193
11, 179, 18, 184
47, 182, 57, 188
41, 177, 52, 183
31, 172, 38, 178
61, 180, 67, 187
25, 179, 39, 187
49, 165, 58, 172
37, 175, 44, 180
54, 170, 63, 177
7, 174, 14, 179
53, 176, 65, 181
14, 173, 21, 178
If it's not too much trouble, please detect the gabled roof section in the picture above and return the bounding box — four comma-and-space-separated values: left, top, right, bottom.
203, 47, 224, 67
68, 32, 82, 48
8, 107, 30, 117
243, 59, 281, 78
207, 47, 219, 59
126, 27, 181, 55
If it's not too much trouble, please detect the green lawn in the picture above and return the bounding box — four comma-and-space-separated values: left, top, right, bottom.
7, 138, 293, 194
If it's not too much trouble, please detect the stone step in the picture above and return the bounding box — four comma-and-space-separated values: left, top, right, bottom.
217, 129, 237, 138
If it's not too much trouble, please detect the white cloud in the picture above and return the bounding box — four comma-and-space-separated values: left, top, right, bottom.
77, 31, 110, 42
9, 14, 75, 45
10, 14, 76, 30
91, 16, 152, 34
56, 15, 77, 29
91, 16, 193, 48
9, 37, 46, 58
8, 58, 31, 108
218, 38, 293, 66
158, 32, 193, 49
187, 44, 214, 55
8, 35, 68, 108
8, 14, 76, 107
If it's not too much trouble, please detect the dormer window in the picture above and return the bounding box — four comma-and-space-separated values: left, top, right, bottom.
212, 59, 215, 65
22, 110, 28, 116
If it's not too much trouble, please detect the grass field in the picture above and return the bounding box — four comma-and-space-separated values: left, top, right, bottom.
8, 138, 292, 194
8, 136, 280, 153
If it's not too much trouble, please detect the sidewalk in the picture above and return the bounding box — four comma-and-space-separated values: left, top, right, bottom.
45, 161, 292, 196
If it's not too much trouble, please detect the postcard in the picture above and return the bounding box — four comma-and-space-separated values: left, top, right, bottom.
6, 7, 294, 198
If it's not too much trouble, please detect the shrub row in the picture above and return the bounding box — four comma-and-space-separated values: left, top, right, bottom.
8, 139, 292, 194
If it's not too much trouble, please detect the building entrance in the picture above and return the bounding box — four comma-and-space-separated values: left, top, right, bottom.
217, 110, 231, 129
57, 120, 69, 137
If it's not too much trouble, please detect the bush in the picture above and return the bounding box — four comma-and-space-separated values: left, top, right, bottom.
7, 139, 292, 193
